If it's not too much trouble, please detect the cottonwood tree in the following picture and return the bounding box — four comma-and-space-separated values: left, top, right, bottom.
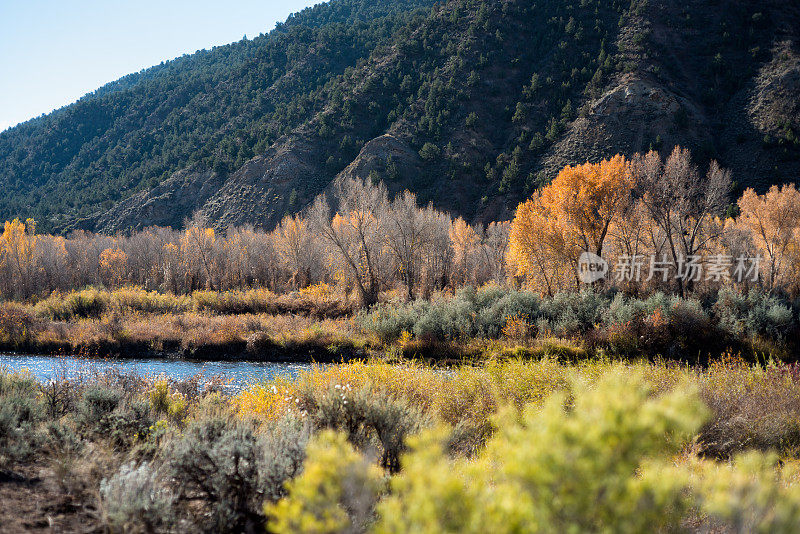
180, 224, 218, 291
124, 227, 178, 290
99, 248, 129, 289
309, 177, 389, 307
509, 156, 633, 294
33, 235, 69, 294
509, 190, 574, 295
273, 215, 319, 290
384, 192, 441, 300
419, 211, 453, 298
633, 147, 731, 296
480, 221, 510, 284
226, 225, 280, 290
450, 217, 481, 288
0, 219, 38, 299
546, 155, 633, 258
736, 184, 800, 292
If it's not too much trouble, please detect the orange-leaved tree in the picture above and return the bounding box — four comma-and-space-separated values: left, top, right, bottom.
99, 247, 129, 289
509, 156, 634, 294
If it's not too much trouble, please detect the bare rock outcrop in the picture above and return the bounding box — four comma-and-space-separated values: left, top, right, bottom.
95, 168, 224, 233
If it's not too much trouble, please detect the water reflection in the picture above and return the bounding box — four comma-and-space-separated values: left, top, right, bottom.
0, 354, 309, 392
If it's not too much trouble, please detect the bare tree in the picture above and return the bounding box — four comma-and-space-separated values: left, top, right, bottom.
384, 192, 440, 300
309, 177, 389, 307
633, 147, 731, 296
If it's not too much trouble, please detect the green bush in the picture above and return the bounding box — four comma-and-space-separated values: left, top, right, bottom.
78, 386, 122, 427
267, 431, 384, 534
309, 384, 429, 472
362, 286, 544, 342
192, 289, 275, 315
110, 288, 191, 314
375, 368, 704, 533
714, 288, 797, 341
0, 391, 44, 464
34, 288, 109, 320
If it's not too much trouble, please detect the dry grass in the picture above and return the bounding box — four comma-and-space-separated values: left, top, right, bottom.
236, 356, 800, 461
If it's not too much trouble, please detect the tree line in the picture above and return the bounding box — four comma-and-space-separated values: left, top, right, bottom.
1, 146, 798, 306
509, 146, 800, 297
0, 179, 509, 305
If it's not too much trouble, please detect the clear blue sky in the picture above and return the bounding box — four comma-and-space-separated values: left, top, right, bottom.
0, 0, 321, 132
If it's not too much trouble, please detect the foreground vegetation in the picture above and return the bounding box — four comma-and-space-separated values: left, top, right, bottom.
4, 357, 800, 532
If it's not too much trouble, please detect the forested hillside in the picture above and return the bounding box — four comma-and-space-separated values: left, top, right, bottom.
1, 0, 798, 233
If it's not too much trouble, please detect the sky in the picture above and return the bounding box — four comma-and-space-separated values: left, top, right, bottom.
0, 0, 321, 132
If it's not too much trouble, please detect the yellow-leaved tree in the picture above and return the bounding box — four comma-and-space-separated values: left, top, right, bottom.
99, 247, 129, 289
736, 184, 800, 292
0, 218, 38, 298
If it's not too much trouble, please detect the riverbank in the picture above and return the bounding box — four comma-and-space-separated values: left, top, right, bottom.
0, 288, 374, 362
3, 357, 800, 532
2, 286, 799, 366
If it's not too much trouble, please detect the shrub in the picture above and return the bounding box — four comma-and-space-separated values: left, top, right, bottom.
100, 461, 174, 533
267, 431, 384, 534
34, 288, 109, 320
714, 288, 797, 341
375, 368, 705, 533
686, 451, 800, 532
309, 384, 430, 472
0, 390, 44, 463
148, 380, 188, 423
475, 288, 541, 338
77, 387, 153, 447
165, 415, 310, 532
359, 301, 429, 343
698, 357, 800, 458
193, 288, 276, 315
539, 290, 609, 337
258, 416, 313, 502
78, 386, 122, 427
110, 287, 191, 314
362, 288, 607, 343
0, 303, 42, 348
104, 400, 155, 448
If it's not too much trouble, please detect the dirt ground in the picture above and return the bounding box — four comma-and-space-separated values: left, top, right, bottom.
0, 464, 100, 533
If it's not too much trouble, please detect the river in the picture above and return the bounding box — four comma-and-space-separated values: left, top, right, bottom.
0, 353, 310, 392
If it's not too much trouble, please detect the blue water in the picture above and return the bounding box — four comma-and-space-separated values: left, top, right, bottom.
0, 354, 310, 392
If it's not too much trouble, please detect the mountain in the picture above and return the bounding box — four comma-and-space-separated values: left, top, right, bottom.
1, 0, 798, 233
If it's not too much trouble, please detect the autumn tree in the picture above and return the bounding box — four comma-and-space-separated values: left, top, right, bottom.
33, 235, 69, 294
384, 192, 441, 300
419, 210, 453, 298
508, 190, 574, 295
309, 177, 389, 307
544, 155, 633, 258
450, 217, 481, 288
509, 155, 633, 294
633, 147, 731, 296
480, 221, 510, 284
180, 224, 218, 290
99, 248, 129, 289
736, 184, 800, 291
274, 215, 319, 289
0, 219, 38, 298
